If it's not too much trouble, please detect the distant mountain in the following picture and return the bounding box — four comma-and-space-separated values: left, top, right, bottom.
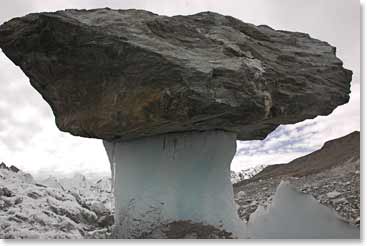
40, 176, 65, 190
231, 165, 267, 184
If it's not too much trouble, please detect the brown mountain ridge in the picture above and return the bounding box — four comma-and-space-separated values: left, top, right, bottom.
234, 131, 360, 187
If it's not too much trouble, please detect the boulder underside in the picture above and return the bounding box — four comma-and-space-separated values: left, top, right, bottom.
0, 8, 352, 141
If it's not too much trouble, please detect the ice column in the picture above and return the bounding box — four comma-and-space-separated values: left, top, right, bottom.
103, 131, 246, 238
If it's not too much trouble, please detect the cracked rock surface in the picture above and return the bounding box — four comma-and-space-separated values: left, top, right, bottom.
0, 8, 352, 140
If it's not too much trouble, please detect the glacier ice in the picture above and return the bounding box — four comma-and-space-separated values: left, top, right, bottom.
103, 131, 246, 238
247, 181, 359, 239
103, 131, 359, 239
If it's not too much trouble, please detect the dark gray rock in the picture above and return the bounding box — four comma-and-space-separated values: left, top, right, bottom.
0, 187, 14, 197
97, 214, 114, 227
27, 191, 42, 199
0, 162, 8, 170
0, 8, 352, 140
9, 165, 19, 173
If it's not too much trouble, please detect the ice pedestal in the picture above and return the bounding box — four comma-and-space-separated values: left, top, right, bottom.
103, 131, 246, 238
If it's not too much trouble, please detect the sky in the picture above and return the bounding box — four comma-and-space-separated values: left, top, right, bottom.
0, 0, 360, 176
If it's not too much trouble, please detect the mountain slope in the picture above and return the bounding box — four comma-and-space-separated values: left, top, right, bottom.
235, 131, 360, 186
233, 131, 360, 225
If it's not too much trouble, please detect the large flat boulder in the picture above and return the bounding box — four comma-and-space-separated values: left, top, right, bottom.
0, 8, 352, 140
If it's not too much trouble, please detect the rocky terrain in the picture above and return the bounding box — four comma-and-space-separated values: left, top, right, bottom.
0, 131, 360, 239
0, 163, 113, 239
233, 131, 360, 226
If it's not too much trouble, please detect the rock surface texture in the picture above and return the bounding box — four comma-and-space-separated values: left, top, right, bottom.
0, 8, 352, 141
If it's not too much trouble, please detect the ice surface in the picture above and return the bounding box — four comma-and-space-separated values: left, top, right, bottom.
1, 159, 359, 238
247, 181, 359, 239
0, 167, 114, 239
104, 131, 246, 238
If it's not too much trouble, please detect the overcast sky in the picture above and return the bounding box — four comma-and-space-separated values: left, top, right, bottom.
0, 0, 360, 176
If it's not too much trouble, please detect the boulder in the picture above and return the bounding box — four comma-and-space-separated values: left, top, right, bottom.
327, 191, 342, 199
0, 187, 14, 197
0, 8, 352, 141
97, 214, 114, 227
9, 165, 20, 173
